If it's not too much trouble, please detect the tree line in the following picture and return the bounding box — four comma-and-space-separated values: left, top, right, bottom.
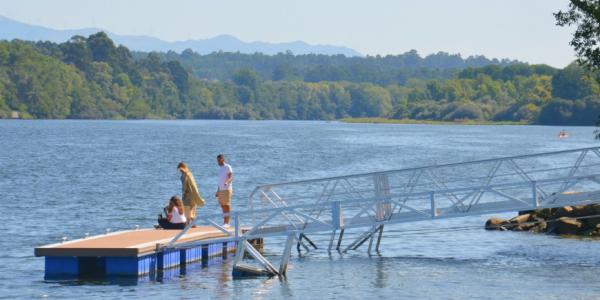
149, 48, 520, 85
0, 32, 598, 125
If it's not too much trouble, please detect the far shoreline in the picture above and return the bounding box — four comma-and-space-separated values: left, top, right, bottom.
339, 117, 528, 126
0, 118, 595, 127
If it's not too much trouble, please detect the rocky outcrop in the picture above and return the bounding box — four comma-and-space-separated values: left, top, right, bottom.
485, 217, 509, 230
485, 204, 600, 237
553, 218, 582, 235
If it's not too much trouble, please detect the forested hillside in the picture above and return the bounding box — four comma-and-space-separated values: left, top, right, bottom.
150, 49, 520, 84
0, 32, 598, 124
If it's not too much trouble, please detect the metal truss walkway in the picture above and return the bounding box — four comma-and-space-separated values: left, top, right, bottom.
163, 147, 600, 277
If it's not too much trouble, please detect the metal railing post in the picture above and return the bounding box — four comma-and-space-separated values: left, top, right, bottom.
430, 192, 436, 218
234, 211, 240, 241
532, 181, 538, 207
331, 201, 342, 229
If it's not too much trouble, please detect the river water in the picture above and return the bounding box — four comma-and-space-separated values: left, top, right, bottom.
1, 120, 600, 299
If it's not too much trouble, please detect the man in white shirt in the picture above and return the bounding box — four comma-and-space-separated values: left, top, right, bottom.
215, 154, 233, 227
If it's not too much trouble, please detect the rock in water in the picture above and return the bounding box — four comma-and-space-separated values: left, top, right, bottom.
532, 208, 553, 219
518, 210, 533, 216
529, 224, 544, 233
485, 217, 508, 230
487, 203, 600, 236
583, 216, 600, 229
592, 224, 600, 237
554, 217, 582, 235
519, 222, 537, 231
509, 214, 531, 224
552, 206, 575, 218
572, 205, 594, 217
533, 218, 547, 232
591, 204, 600, 215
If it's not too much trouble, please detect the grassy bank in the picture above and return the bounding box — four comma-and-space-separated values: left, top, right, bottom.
339, 118, 528, 125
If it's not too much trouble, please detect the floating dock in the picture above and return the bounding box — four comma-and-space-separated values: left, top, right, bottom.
35, 226, 239, 278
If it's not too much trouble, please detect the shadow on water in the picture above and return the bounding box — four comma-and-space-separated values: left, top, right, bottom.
44, 276, 141, 287
44, 261, 191, 286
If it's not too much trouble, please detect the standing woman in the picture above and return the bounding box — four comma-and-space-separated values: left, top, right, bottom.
178, 162, 205, 225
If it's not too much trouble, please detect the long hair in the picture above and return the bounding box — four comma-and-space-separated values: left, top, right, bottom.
169, 196, 185, 215
178, 161, 189, 172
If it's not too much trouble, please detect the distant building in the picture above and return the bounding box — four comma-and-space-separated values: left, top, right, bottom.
10, 111, 19, 119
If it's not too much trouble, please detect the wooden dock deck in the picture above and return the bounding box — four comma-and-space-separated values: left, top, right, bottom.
35, 226, 232, 257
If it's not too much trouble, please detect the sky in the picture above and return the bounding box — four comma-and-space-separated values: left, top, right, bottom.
0, 0, 576, 67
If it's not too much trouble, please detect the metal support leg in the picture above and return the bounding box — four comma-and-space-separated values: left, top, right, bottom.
279, 233, 295, 275
232, 241, 245, 267
367, 230, 376, 256
336, 229, 345, 251
328, 229, 337, 252
300, 233, 318, 249
375, 225, 384, 252
243, 241, 279, 276
368, 225, 384, 255
233, 239, 279, 276
296, 235, 310, 253
351, 228, 378, 251
343, 226, 377, 253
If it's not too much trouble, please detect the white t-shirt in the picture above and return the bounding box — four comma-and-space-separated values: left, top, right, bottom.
218, 163, 233, 191
169, 207, 187, 224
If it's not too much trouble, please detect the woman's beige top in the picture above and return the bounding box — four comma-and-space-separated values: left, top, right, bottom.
181, 170, 205, 207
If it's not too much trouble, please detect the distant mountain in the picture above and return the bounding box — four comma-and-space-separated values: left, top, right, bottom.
0, 15, 362, 56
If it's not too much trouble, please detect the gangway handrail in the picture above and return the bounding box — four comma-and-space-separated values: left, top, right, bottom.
164, 171, 600, 248
250, 146, 600, 189
249, 165, 600, 205
243, 173, 599, 216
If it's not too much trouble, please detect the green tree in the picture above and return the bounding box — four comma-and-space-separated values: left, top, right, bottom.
87, 32, 117, 63
232, 69, 261, 90
60, 35, 92, 72
166, 60, 190, 93
537, 98, 574, 125
442, 101, 484, 120
551, 63, 595, 99
555, 1, 600, 70
348, 84, 392, 117
272, 64, 296, 81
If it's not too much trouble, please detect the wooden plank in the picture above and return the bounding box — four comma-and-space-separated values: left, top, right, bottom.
35, 226, 234, 257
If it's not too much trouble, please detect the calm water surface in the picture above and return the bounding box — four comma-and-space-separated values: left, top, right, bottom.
1, 120, 600, 299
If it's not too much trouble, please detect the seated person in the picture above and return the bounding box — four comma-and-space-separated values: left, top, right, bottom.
156, 196, 187, 230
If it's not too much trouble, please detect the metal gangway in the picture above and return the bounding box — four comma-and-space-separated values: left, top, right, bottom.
163, 146, 600, 277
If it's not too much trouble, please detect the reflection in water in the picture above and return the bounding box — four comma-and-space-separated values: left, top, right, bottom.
45, 276, 140, 287
374, 257, 387, 288
250, 277, 281, 300
212, 262, 232, 299
277, 278, 294, 299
